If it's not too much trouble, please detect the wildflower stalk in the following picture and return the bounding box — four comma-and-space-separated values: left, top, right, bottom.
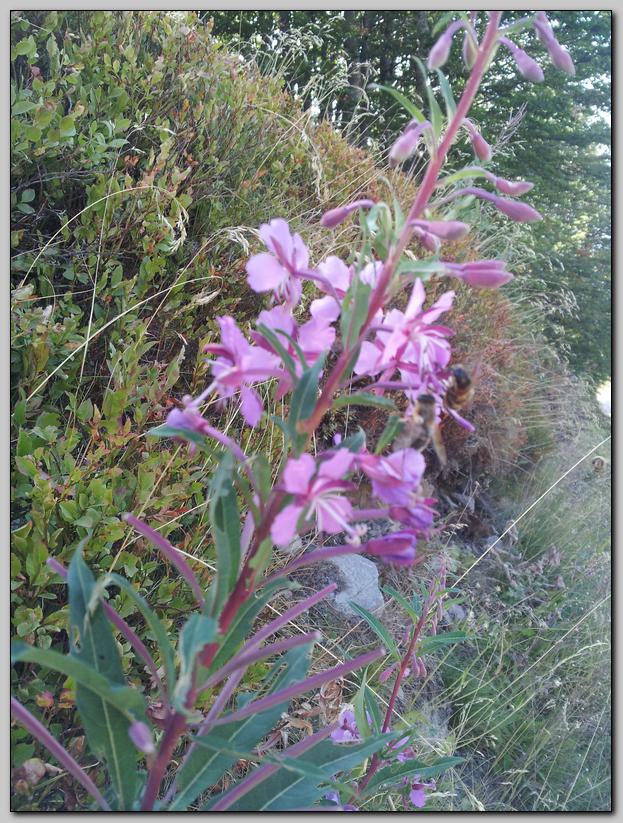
300, 11, 503, 437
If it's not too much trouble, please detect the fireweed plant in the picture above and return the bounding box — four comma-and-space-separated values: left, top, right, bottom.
11, 12, 575, 812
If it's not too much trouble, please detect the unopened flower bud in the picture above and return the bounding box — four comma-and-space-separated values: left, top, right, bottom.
389, 120, 432, 165
462, 30, 479, 69
492, 195, 542, 222
463, 119, 492, 162
547, 39, 575, 75
500, 37, 544, 83
445, 259, 514, 289
484, 172, 534, 197
320, 199, 376, 228
412, 219, 470, 241
413, 226, 441, 253
365, 531, 418, 566
129, 721, 156, 755
533, 11, 555, 46
428, 20, 464, 70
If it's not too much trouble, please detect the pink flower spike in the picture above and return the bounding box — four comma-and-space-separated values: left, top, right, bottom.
320, 199, 375, 228
427, 20, 465, 70
389, 120, 432, 165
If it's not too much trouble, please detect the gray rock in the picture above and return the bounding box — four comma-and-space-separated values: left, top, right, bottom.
326, 554, 385, 617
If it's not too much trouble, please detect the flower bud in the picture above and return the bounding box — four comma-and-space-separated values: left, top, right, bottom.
500, 36, 544, 83
547, 39, 575, 75
462, 119, 492, 162
389, 120, 432, 165
320, 199, 376, 228
128, 721, 156, 755
445, 259, 514, 289
462, 30, 478, 69
533, 12, 555, 46
492, 195, 542, 222
413, 226, 441, 253
365, 531, 418, 566
484, 172, 534, 197
412, 219, 470, 240
427, 20, 464, 70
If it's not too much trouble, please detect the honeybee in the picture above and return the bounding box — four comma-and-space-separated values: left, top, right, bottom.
445, 366, 475, 411
393, 393, 448, 466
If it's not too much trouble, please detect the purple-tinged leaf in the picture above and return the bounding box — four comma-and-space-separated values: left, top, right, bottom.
10, 697, 111, 810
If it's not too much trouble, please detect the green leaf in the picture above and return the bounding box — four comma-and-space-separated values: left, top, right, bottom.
170, 643, 314, 810
12, 36, 37, 58
333, 393, 395, 411
59, 115, 77, 138
413, 57, 444, 141
382, 585, 420, 622
362, 755, 464, 795
288, 353, 326, 452
435, 69, 457, 119
11, 642, 145, 721
255, 323, 298, 380
97, 572, 176, 693
369, 83, 426, 123
208, 452, 241, 616
174, 613, 218, 713
68, 551, 146, 809
339, 427, 367, 454
347, 602, 399, 660
12, 100, 37, 115
205, 578, 294, 676
212, 735, 394, 811
375, 415, 405, 454
340, 274, 371, 352
146, 422, 209, 450
21, 188, 35, 203
419, 631, 469, 654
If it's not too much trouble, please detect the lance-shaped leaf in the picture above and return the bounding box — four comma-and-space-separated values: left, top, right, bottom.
124, 514, 204, 608
210, 733, 395, 811
207, 451, 242, 616
10, 697, 111, 810
173, 613, 218, 713
169, 642, 314, 810
361, 755, 464, 796
288, 353, 327, 452
67, 551, 147, 809
333, 393, 396, 410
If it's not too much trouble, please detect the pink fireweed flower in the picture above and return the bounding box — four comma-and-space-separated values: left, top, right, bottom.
253, 299, 337, 398
427, 19, 465, 70
462, 119, 492, 163
444, 259, 514, 289
411, 219, 470, 241
128, 721, 156, 755
324, 792, 358, 811
246, 218, 311, 307
500, 36, 544, 83
364, 530, 418, 566
389, 120, 432, 165
204, 316, 282, 425
359, 448, 425, 508
409, 777, 436, 808
330, 709, 361, 743
455, 186, 542, 222
320, 199, 375, 228
354, 279, 454, 396
270, 450, 358, 547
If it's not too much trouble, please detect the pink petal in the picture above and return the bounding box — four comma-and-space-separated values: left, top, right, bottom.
246, 253, 288, 292
270, 503, 305, 546
310, 294, 341, 322
259, 218, 294, 259
282, 453, 316, 495
354, 341, 383, 376
319, 448, 355, 480
240, 386, 263, 426
314, 495, 352, 534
